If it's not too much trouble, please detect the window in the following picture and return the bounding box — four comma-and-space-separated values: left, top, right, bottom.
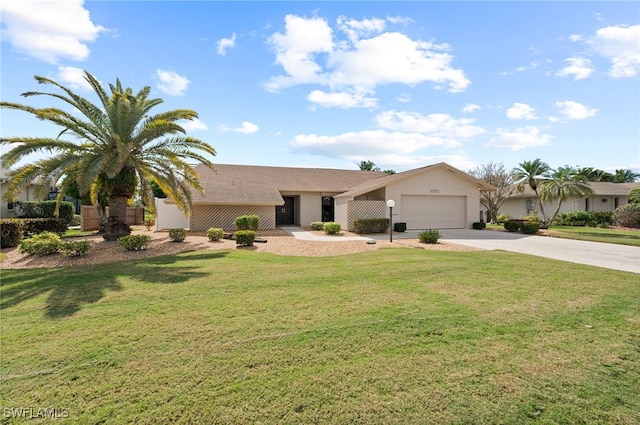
7, 201, 14, 211
615, 198, 619, 208
585, 198, 590, 211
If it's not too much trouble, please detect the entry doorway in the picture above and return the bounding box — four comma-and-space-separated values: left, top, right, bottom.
322, 197, 334, 222
276, 196, 296, 225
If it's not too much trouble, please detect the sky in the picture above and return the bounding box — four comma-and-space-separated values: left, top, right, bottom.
1, 1, 639, 174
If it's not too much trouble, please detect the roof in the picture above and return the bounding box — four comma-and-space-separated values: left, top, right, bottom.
334, 162, 496, 199
511, 182, 639, 198
190, 163, 385, 205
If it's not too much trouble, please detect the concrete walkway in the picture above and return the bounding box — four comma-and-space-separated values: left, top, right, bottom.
282, 227, 640, 273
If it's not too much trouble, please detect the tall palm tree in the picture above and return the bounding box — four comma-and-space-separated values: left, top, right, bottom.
513, 158, 551, 224
613, 169, 640, 183
540, 166, 594, 226
1, 71, 216, 239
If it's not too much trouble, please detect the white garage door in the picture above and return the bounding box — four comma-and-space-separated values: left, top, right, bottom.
401, 195, 466, 229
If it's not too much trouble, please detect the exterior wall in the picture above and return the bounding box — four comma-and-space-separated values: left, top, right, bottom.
499, 195, 630, 219
334, 197, 350, 230
282, 192, 323, 226
0, 183, 42, 219
384, 168, 480, 229
190, 204, 275, 232
346, 200, 386, 231
354, 187, 385, 201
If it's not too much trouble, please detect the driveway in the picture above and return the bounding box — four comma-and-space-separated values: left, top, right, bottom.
370, 229, 640, 274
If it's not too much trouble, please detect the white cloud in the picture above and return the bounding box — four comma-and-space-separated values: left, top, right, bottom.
554, 100, 598, 120
462, 103, 481, 113
56, 66, 93, 91
217, 33, 237, 55
590, 24, 640, 78
307, 90, 377, 108
156, 70, 190, 96
180, 118, 208, 132
219, 121, 259, 135
555, 57, 593, 80
484, 126, 551, 151
569, 34, 582, 42
266, 14, 470, 105
506, 103, 538, 120
396, 93, 411, 103
0, 0, 106, 63
375, 110, 485, 139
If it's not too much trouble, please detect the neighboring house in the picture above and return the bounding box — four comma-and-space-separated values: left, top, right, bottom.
0, 170, 43, 219
160, 162, 494, 231
498, 182, 639, 219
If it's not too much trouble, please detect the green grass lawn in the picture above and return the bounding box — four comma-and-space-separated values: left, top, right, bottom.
61, 229, 99, 238
486, 223, 640, 246
1, 249, 638, 424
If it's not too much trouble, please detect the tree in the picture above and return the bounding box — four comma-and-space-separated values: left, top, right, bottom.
540, 166, 594, 226
575, 167, 614, 182
469, 162, 516, 223
358, 160, 381, 172
513, 159, 552, 225
628, 187, 640, 204
1, 71, 216, 240
613, 169, 640, 183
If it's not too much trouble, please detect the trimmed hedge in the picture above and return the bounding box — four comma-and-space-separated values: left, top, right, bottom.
553, 210, 614, 227
16, 200, 75, 224
60, 240, 91, 257
169, 228, 187, 242
206, 228, 224, 241
496, 214, 509, 224
19, 231, 61, 256
0, 219, 24, 248
504, 220, 521, 232
353, 218, 389, 234
472, 222, 486, 230
235, 230, 256, 246
323, 222, 341, 235
418, 229, 441, 244
310, 222, 324, 231
520, 222, 540, 234
613, 204, 640, 228
235, 215, 259, 231
22, 218, 69, 237
118, 235, 151, 251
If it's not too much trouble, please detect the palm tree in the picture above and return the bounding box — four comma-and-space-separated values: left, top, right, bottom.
613, 169, 640, 183
540, 166, 594, 226
358, 160, 381, 172
1, 71, 216, 240
513, 158, 551, 225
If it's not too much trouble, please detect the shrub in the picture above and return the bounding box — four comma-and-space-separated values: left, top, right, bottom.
16, 200, 74, 224
613, 204, 640, 228
472, 222, 486, 230
520, 221, 540, 234
19, 231, 61, 256
206, 227, 225, 241
352, 218, 388, 234
496, 214, 509, 224
168, 228, 187, 242
521, 214, 540, 223
418, 229, 441, 244
70, 214, 82, 226
504, 220, 521, 232
628, 187, 640, 204
393, 222, 407, 233
59, 240, 91, 257
21, 218, 68, 237
323, 222, 341, 235
235, 230, 256, 246
589, 211, 614, 227
0, 219, 24, 248
118, 234, 151, 251
235, 215, 259, 231
144, 218, 155, 231
310, 221, 324, 231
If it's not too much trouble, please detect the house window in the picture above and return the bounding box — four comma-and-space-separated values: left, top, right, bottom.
7, 201, 14, 211
585, 198, 590, 211
614, 198, 619, 208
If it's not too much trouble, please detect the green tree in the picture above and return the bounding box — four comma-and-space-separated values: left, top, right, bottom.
358, 160, 381, 172
513, 158, 551, 225
469, 162, 516, 223
575, 167, 614, 182
1, 71, 215, 240
613, 169, 640, 183
540, 166, 594, 226
628, 187, 640, 204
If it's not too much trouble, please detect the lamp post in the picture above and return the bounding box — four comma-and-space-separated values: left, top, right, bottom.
387, 199, 395, 242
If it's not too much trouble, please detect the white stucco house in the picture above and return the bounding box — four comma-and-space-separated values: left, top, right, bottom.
157, 162, 495, 232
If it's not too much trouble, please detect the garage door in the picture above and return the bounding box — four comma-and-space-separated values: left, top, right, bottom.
401, 195, 466, 229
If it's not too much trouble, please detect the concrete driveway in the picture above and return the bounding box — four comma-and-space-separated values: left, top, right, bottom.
370, 229, 640, 274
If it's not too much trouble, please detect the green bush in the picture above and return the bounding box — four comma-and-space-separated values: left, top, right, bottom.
0, 219, 24, 248
323, 222, 341, 235
206, 227, 224, 241
310, 221, 324, 231
352, 218, 388, 234
16, 200, 74, 224
235, 230, 256, 246
472, 222, 486, 230
418, 229, 441, 244
19, 231, 61, 256
144, 218, 155, 231
613, 204, 640, 228
393, 222, 407, 233
496, 214, 509, 224
22, 218, 68, 237
628, 187, 640, 204
70, 214, 82, 226
59, 240, 91, 257
235, 215, 259, 231
504, 220, 521, 232
168, 228, 187, 242
520, 221, 540, 234
521, 214, 540, 223
118, 234, 151, 251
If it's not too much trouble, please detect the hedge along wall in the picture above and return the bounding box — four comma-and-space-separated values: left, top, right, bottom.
346, 200, 386, 231
189, 205, 274, 231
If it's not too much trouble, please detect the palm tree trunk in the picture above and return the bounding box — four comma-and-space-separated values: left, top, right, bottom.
96, 200, 107, 233
103, 196, 131, 241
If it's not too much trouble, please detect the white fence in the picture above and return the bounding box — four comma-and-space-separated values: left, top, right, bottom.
155, 198, 189, 230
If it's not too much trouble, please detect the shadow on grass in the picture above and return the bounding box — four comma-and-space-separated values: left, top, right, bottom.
0, 250, 229, 319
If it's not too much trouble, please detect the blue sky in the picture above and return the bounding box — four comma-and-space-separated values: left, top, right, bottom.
1, 1, 639, 174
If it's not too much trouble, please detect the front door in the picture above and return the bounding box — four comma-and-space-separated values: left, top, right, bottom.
322, 196, 334, 222
276, 196, 295, 225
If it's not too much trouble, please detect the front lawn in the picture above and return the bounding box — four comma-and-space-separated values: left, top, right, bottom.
548, 226, 640, 247
1, 249, 638, 424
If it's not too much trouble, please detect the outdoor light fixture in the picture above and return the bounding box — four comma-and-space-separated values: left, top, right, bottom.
387, 199, 395, 242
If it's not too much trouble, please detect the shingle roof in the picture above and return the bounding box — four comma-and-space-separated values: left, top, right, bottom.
511, 182, 639, 197
191, 163, 385, 205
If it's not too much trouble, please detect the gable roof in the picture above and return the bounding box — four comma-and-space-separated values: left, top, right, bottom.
511, 182, 639, 198
334, 162, 496, 199
191, 163, 385, 205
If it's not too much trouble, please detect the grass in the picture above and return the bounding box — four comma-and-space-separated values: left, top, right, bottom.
486, 223, 640, 246
1, 249, 638, 424
61, 229, 98, 238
